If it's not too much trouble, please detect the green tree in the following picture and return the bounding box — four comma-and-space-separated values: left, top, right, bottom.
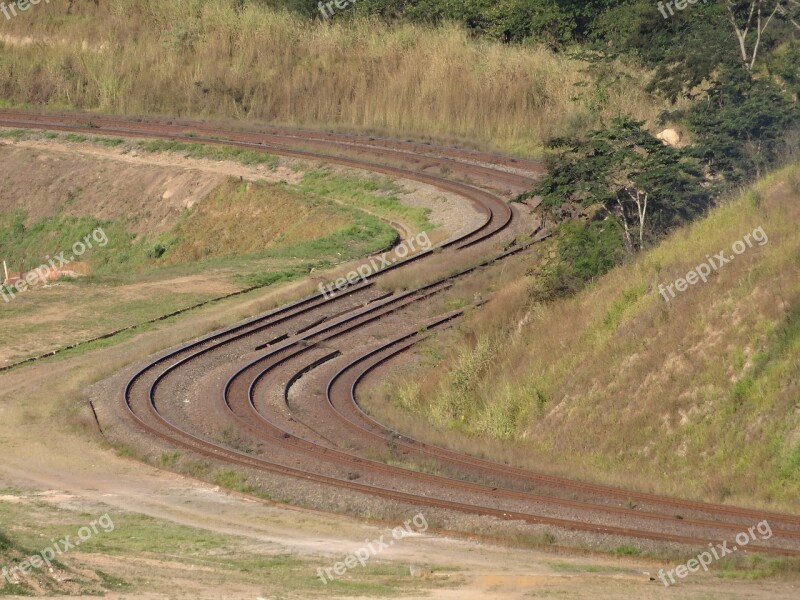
530, 119, 712, 252
349, 0, 627, 45
596, 0, 800, 99
684, 70, 800, 183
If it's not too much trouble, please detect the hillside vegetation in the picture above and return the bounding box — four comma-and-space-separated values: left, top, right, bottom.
0, 0, 665, 155
0, 528, 110, 595
0, 131, 409, 278
0, 131, 410, 362
387, 163, 800, 508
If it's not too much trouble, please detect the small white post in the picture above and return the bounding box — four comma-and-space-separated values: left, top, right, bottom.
2, 260, 8, 285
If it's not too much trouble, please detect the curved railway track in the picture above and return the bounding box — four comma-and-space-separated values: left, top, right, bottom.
3, 110, 798, 555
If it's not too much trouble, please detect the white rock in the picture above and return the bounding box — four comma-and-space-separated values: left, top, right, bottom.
656, 128, 681, 147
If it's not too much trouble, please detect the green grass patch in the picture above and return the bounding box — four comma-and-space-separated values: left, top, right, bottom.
715, 554, 800, 580
63, 133, 89, 143
234, 267, 309, 289
0, 529, 79, 595
602, 283, 647, 330
92, 136, 126, 147
264, 212, 398, 262
95, 570, 132, 592
159, 451, 182, 467
0, 128, 27, 140
612, 545, 640, 557
137, 139, 279, 169
213, 469, 257, 494
0, 175, 398, 285
0, 210, 132, 277
298, 170, 432, 231
0, 531, 18, 553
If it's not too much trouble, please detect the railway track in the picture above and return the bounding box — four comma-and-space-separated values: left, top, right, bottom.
3, 110, 798, 555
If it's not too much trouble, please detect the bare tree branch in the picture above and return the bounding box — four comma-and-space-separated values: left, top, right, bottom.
726, 0, 753, 64
625, 188, 650, 248
779, 1, 800, 28
751, 1, 783, 69
726, 0, 793, 70
614, 196, 634, 253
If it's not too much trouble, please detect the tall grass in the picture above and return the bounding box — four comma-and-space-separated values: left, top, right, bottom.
0, 0, 665, 155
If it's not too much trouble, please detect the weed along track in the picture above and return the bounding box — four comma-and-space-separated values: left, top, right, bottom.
4, 110, 799, 556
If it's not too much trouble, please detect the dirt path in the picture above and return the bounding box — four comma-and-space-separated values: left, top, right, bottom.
4, 450, 799, 600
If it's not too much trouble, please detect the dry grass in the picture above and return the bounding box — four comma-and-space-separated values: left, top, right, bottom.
0, 1, 670, 156
379, 163, 800, 509
165, 178, 352, 263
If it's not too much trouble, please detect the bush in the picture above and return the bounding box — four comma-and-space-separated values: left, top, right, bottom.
685, 73, 800, 185
527, 118, 712, 254
533, 220, 625, 301
146, 243, 167, 259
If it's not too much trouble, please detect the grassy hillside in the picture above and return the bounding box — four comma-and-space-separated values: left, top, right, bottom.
149, 178, 399, 268
383, 163, 800, 509
0, 0, 668, 156
0, 174, 398, 280
0, 131, 412, 363
0, 130, 409, 279
0, 528, 110, 595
